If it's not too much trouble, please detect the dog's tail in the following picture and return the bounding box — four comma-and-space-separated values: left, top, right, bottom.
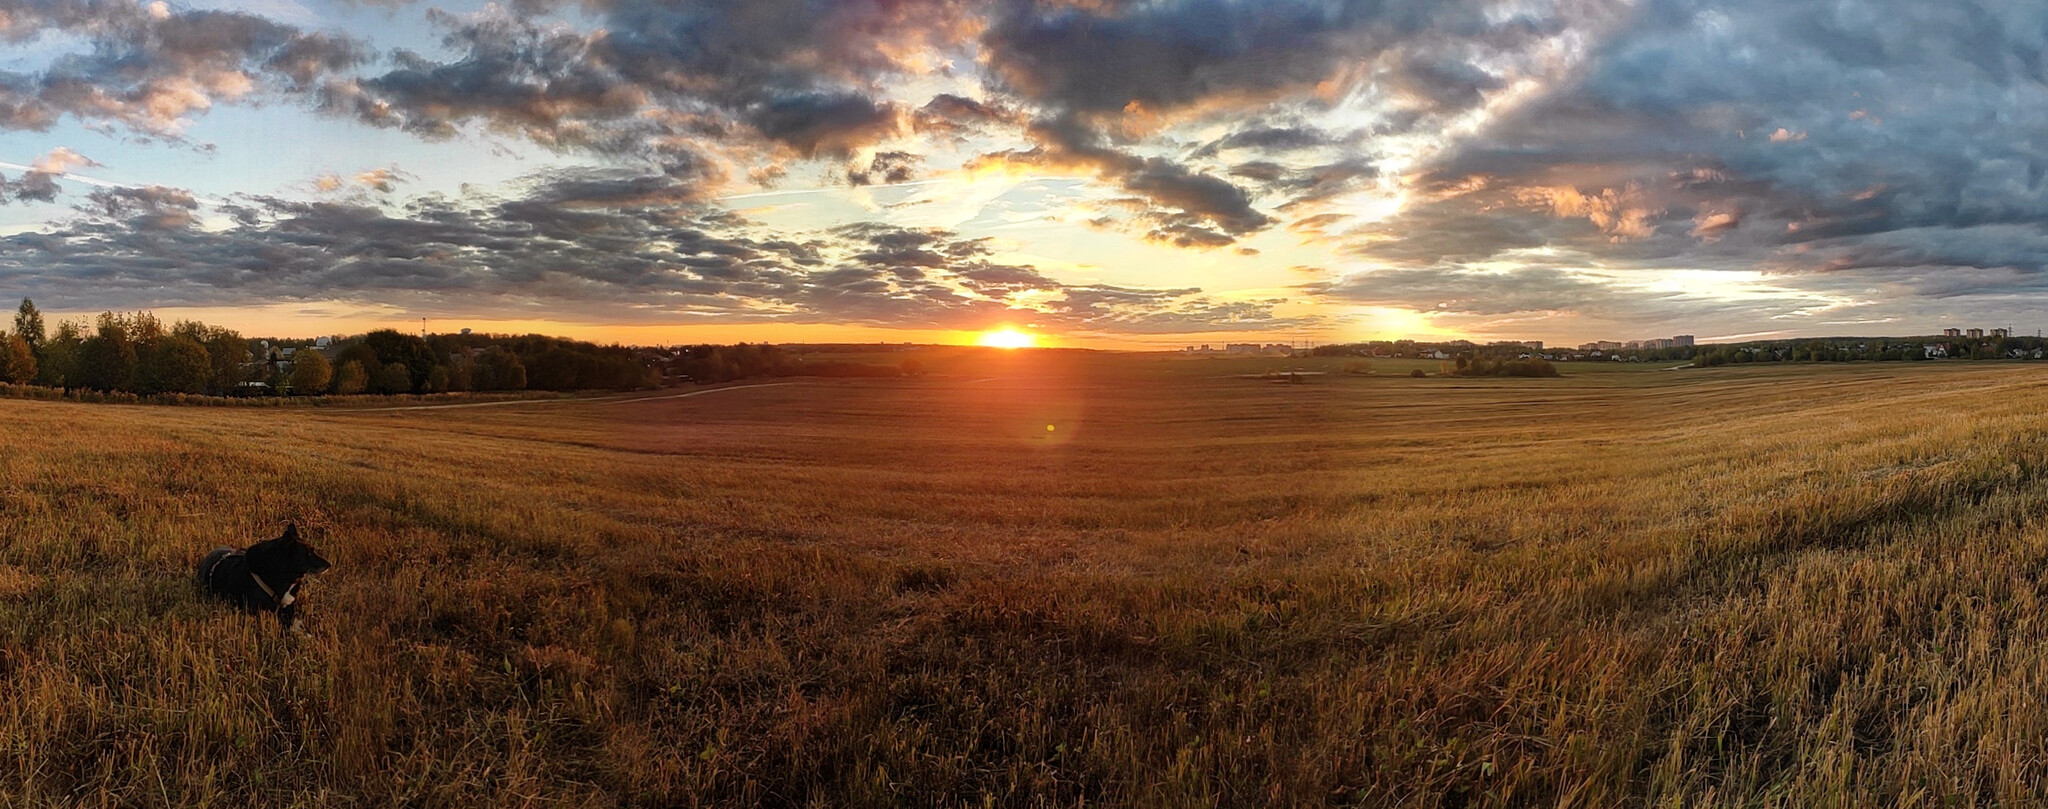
195, 547, 236, 589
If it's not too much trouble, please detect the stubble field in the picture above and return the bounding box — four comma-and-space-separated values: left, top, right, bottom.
6, 352, 2048, 806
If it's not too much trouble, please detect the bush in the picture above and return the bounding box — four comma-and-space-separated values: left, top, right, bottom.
1409, 369, 1427, 378
1451, 358, 1560, 378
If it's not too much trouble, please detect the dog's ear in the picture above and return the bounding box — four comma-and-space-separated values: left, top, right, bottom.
282, 522, 300, 542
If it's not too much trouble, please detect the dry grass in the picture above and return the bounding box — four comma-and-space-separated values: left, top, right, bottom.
5, 354, 2048, 806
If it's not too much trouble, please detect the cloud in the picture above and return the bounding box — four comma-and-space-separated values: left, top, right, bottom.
31, 146, 100, 174
979, 0, 1483, 120
80, 185, 203, 230
0, 169, 61, 204
1199, 125, 1340, 156
1387, 0, 2048, 307
0, 1, 366, 137
847, 151, 921, 187
15, 0, 2048, 339
1310, 266, 1621, 317
324, 0, 966, 172
970, 114, 1272, 244
0, 169, 1307, 334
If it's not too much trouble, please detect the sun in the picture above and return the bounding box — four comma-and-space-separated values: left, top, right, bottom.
976, 328, 1037, 349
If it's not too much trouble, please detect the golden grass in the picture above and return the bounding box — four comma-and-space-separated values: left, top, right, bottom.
6, 356, 2048, 806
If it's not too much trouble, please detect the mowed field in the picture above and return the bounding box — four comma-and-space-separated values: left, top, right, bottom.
8, 354, 2048, 806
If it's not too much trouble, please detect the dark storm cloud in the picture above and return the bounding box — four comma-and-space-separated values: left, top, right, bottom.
0, 170, 1305, 333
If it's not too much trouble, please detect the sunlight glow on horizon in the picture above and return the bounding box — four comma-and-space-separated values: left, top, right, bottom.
975, 328, 1038, 349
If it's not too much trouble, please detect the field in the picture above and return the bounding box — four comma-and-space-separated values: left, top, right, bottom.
6, 353, 2048, 806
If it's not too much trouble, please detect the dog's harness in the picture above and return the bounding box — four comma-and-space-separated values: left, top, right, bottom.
205, 550, 295, 607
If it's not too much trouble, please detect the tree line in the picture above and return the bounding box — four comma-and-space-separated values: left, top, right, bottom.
2, 304, 249, 395
1312, 334, 2048, 366
0, 300, 666, 396
1450, 356, 1560, 377
1, 300, 927, 399
1693, 335, 2046, 365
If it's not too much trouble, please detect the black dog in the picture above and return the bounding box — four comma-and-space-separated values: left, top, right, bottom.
196, 523, 332, 631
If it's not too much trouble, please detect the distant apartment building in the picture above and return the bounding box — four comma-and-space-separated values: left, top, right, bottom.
1992, 328, 2011, 338
1967, 328, 1985, 339
1578, 335, 1693, 352
1943, 328, 1962, 337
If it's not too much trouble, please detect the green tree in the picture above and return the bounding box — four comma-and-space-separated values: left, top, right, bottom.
362, 329, 435, 392
0, 332, 35, 383
334, 342, 382, 381
13, 299, 44, 352
525, 347, 594, 390
333, 360, 369, 395
424, 364, 450, 393
74, 318, 138, 392
138, 335, 212, 394
171, 320, 250, 394
444, 352, 475, 391
36, 320, 82, 387
473, 347, 526, 391
289, 349, 333, 395
371, 362, 412, 395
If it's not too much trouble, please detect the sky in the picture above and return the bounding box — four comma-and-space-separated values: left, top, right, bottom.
1, 0, 2046, 348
